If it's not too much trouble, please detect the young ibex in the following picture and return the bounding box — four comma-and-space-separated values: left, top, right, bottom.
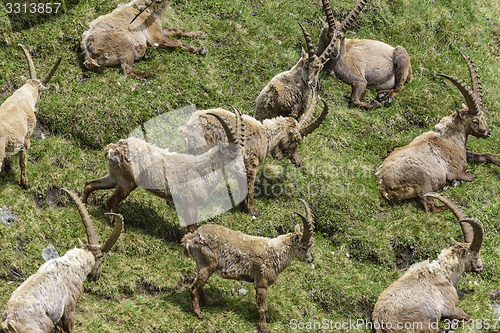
81, 0, 206, 78
1, 189, 122, 333
182, 199, 315, 333
372, 192, 484, 333
0, 44, 61, 188
82, 114, 245, 232
178, 97, 328, 217
316, 0, 412, 109
376, 51, 496, 212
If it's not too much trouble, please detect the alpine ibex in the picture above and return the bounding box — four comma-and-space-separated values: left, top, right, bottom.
0, 44, 61, 188
178, 96, 328, 217
182, 199, 315, 333
372, 192, 484, 333
316, 0, 412, 109
1, 189, 122, 333
81, 0, 206, 78
376, 51, 496, 212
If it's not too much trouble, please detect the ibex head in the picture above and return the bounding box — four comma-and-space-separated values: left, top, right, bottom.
293, 199, 315, 263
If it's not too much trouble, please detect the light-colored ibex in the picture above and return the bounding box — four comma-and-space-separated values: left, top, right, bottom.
372, 192, 484, 333
316, 0, 412, 109
178, 97, 328, 217
1, 189, 122, 333
0, 44, 61, 188
81, 0, 206, 78
182, 199, 315, 333
82, 114, 245, 232
376, 51, 497, 212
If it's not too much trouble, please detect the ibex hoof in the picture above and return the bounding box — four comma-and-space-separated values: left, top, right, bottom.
200, 33, 207, 39
376, 92, 386, 101
199, 48, 208, 55
385, 97, 394, 104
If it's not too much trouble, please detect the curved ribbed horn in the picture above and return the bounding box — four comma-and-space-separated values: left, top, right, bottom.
207, 112, 238, 146
294, 199, 314, 243
437, 73, 481, 116
62, 188, 99, 246
457, 218, 483, 252
460, 51, 483, 110
298, 88, 318, 128
423, 192, 473, 244
300, 98, 329, 138
298, 23, 315, 60
18, 44, 36, 80
101, 213, 123, 253
340, 0, 367, 33
321, 0, 336, 30
41, 56, 62, 85
230, 105, 245, 148
318, 28, 338, 64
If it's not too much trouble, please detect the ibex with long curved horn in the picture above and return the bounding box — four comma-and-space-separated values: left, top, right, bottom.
376, 51, 497, 212
182, 199, 315, 333
1, 189, 122, 333
372, 192, 484, 333
0, 44, 61, 188
316, 0, 412, 109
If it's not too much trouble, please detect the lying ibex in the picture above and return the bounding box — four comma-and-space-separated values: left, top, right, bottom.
1, 189, 122, 333
182, 199, 315, 333
0, 44, 61, 188
178, 96, 328, 217
81, 0, 206, 78
82, 115, 245, 232
372, 192, 483, 333
316, 0, 412, 109
376, 52, 497, 212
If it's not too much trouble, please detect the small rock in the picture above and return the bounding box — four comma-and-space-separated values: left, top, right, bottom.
42, 244, 60, 262
0, 207, 15, 227
238, 288, 248, 295
493, 304, 500, 319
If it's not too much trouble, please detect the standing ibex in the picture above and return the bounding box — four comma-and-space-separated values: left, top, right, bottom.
81, 0, 206, 78
1, 189, 122, 333
376, 51, 497, 212
316, 0, 412, 109
182, 199, 315, 333
178, 97, 328, 217
372, 192, 484, 333
0, 44, 61, 188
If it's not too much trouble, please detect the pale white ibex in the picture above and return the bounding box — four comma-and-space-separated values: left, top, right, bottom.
81, 0, 206, 78
376, 51, 498, 212
182, 199, 315, 333
1, 189, 122, 333
316, 0, 412, 109
372, 192, 484, 333
0, 44, 61, 188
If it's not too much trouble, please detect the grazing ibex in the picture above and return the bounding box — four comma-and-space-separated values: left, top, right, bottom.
82, 114, 245, 232
376, 51, 497, 212
316, 0, 412, 109
81, 0, 206, 78
0, 44, 61, 188
1, 189, 122, 333
182, 199, 315, 333
178, 97, 328, 217
372, 192, 483, 333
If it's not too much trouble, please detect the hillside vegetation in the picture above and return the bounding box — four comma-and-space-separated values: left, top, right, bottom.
0, 0, 499, 332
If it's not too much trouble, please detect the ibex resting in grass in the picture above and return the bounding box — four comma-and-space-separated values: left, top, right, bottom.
372, 192, 483, 333
81, 0, 206, 78
376, 51, 498, 212
0, 44, 61, 188
182, 199, 315, 333
178, 97, 328, 217
316, 0, 412, 109
1, 189, 122, 333
82, 114, 245, 232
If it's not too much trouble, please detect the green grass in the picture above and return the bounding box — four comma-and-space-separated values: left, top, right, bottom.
0, 0, 499, 332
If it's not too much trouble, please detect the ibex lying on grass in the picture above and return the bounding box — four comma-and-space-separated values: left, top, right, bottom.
372, 192, 483, 333
81, 0, 206, 78
178, 97, 328, 217
376, 52, 497, 212
316, 0, 412, 109
0, 44, 61, 188
1, 189, 122, 333
182, 199, 315, 333
82, 115, 245, 232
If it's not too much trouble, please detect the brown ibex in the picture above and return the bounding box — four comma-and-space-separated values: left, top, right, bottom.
0, 44, 61, 188
1, 189, 122, 333
316, 0, 412, 109
81, 0, 206, 78
372, 192, 484, 333
182, 199, 315, 333
376, 51, 498, 212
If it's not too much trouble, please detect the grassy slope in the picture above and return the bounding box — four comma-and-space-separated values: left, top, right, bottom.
0, 0, 499, 332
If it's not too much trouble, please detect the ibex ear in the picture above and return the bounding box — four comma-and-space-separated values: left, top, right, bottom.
20, 75, 27, 83
300, 48, 307, 59
346, 31, 356, 35
78, 238, 85, 248
295, 224, 301, 233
